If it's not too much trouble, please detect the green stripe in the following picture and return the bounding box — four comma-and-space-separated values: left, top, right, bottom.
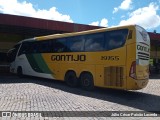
26, 54, 43, 73
33, 54, 52, 74
26, 54, 52, 74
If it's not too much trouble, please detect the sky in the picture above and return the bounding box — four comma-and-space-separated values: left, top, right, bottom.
0, 0, 160, 33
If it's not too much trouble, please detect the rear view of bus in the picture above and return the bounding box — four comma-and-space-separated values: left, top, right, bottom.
128, 25, 150, 90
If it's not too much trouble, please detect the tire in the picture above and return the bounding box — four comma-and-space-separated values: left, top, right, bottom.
80, 72, 94, 91
17, 67, 23, 78
65, 71, 78, 87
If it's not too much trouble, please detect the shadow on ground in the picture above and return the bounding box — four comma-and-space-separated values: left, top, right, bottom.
0, 75, 160, 113
149, 73, 160, 79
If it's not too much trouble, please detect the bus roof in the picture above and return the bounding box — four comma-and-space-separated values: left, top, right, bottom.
22, 24, 136, 42
36, 24, 136, 41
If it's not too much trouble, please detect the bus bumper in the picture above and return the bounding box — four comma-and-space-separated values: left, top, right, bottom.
134, 79, 149, 90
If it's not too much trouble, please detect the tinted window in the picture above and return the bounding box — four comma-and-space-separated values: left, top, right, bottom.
105, 29, 128, 50
68, 36, 85, 52
85, 33, 104, 51
39, 40, 52, 53
53, 38, 69, 52
17, 29, 128, 55
18, 42, 29, 55
8, 44, 21, 62
27, 41, 39, 53
19, 40, 53, 55
128, 30, 133, 39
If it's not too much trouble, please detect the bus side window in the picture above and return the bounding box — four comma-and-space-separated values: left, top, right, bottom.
8, 44, 21, 62
29, 42, 39, 53
128, 30, 133, 39
108, 36, 123, 49
68, 36, 85, 52
106, 29, 128, 50
85, 33, 105, 52
53, 38, 68, 53
39, 40, 52, 53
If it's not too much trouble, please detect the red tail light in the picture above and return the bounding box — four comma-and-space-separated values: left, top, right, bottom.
129, 61, 136, 79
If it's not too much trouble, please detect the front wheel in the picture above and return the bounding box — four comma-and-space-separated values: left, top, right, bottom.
80, 72, 94, 91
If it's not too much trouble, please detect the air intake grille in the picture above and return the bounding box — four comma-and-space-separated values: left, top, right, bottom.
104, 66, 124, 87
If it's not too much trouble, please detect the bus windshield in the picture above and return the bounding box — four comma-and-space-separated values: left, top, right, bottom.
7, 44, 20, 62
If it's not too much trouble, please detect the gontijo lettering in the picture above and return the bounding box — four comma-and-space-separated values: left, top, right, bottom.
51, 54, 86, 61
137, 45, 149, 52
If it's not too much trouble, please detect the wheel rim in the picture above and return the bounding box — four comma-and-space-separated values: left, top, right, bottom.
80, 73, 94, 90
83, 78, 90, 86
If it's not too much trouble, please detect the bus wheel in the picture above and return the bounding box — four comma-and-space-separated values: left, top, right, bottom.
80, 72, 94, 91
65, 71, 78, 87
17, 67, 23, 78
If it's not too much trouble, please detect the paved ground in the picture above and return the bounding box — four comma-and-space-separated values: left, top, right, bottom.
0, 75, 160, 120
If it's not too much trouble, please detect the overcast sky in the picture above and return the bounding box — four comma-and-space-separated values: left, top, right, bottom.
0, 0, 160, 32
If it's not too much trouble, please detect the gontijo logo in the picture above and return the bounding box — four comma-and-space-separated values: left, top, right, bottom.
137, 45, 150, 53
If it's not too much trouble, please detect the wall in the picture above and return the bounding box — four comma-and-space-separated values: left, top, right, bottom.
0, 33, 24, 52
